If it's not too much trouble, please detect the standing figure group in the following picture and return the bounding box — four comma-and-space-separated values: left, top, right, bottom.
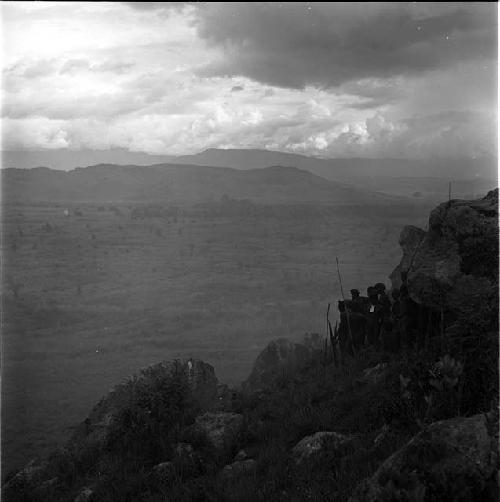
336, 271, 420, 357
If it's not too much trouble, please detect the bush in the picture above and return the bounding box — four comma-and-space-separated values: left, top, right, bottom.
106, 363, 199, 463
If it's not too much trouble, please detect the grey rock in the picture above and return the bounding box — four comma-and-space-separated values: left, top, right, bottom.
74, 487, 93, 502
235, 449, 249, 461
244, 333, 324, 391
195, 412, 244, 451
152, 461, 175, 480
292, 431, 354, 465
221, 459, 257, 479
349, 413, 498, 502
390, 190, 498, 310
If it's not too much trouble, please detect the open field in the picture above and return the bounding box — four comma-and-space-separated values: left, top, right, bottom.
2, 199, 432, 474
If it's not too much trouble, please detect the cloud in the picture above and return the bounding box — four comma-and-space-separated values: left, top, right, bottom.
58, 58, 135, 75
1, 2, 496, 160
320, 110, 497, 159
3, 59, 58, 79
92, 61, 135, 74
59, 58, 91, 75
193, 3, 497, 89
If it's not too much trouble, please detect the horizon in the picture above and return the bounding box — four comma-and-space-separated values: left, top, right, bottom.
2, 146, 498, 179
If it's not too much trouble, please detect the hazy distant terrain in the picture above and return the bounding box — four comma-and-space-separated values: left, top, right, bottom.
2, 164, 398, 205
3, 148, 496, 202
2, 162, 434, 474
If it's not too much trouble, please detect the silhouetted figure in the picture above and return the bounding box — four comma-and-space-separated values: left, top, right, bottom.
366, 286, 382, 346
350, 288, 366, 314
374, 282, 391, 319
380, 317, 399, 352
337, 300, 366, 358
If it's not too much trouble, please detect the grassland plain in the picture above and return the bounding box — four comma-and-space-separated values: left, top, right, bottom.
2, 199, 431, 474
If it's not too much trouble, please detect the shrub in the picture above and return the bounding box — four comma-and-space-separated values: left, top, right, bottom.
105, 363, 199, 463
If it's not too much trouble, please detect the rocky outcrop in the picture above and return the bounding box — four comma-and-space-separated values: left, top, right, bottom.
71, 359, 218, 446
349, 413, 499, 502
391, 190, 498, 312
292, 431, 354, 465
195, 412, 244, 452
4, 359, 218, 499
244, 333, 324, 390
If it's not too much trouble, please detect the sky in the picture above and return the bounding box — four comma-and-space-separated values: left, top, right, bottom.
1, 2, 498, 158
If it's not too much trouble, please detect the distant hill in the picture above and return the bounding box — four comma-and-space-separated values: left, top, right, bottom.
1, 149, 176, 171
3, 148, 496, 201
174, 149, 497, 199
172, 148, 497, 181
2, 163, 397, 205
3, 148, 496, 181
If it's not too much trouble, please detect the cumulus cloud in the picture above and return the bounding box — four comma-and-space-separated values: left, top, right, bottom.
59, 58, 91, 75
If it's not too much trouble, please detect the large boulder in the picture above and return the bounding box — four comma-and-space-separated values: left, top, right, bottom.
390, 190, 498, 311
349, 413, 498, 502
195, 412, 244, 452
244, 333, 324, 390
292, 431, 354, 465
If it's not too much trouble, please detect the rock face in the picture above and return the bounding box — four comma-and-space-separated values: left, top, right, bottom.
244, 333, 324, 390
349, 413, 498, 502
187, 359, 219, 410
390, 189, 498, 312
72, 359, 218, 445
292, 431, 354, 465
195, 412, 244, 451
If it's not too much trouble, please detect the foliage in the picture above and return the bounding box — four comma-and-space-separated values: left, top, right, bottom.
105, 362, 199, 462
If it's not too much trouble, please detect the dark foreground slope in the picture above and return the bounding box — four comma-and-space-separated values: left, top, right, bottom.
2, 163, 396, 205
3, 191, 498, 502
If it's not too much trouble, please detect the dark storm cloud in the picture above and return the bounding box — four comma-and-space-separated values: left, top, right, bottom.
231, 85, 244, 92
192, 3, 497, 89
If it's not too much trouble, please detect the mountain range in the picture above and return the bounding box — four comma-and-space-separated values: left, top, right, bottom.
3, 163, 396, 205
3, 148, 496, 181
2, 148, 496, 203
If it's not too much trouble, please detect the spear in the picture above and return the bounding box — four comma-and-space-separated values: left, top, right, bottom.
336, 257, 356, 357
327, 303, 337, 366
